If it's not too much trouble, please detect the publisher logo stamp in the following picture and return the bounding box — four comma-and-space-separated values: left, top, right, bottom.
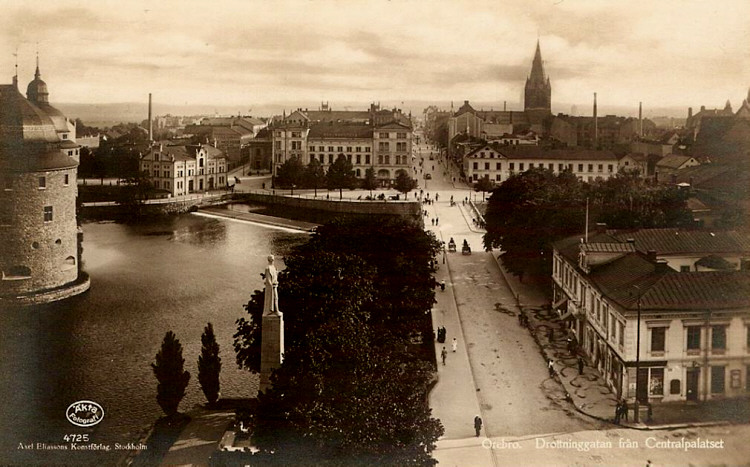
66, 401, 104, 427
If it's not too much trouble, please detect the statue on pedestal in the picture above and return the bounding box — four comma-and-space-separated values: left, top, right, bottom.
262, 254, 280, 315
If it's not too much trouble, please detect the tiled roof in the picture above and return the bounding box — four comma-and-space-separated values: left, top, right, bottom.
308, 123, 372, 139
695, 254, 734, 270
555, 233, 750, 311
582, 242, 635, 253
306, 110, 370, 122
656, 154, 694, 169
607, 228, 750, 255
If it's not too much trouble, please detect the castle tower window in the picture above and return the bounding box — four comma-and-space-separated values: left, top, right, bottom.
3, 266, 32, 280
39, 176, 46, 189
63, 256, 76, 270
43, 206, 53, 222
64, 174, 69, 185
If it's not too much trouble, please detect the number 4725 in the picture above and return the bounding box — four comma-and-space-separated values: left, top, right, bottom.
63, 434, 89, 442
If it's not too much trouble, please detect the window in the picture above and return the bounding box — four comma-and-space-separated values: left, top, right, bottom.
680, 265, 691, 272
365, 147, 371, 152
309, 146, 315, 152
396, 142, 407, 152
346, 146, 352, 152
319, 154, 324, 164
619, 322, 625, 347
558, 163, 564, 171
712, 326, 726, 351
64, 174, 69, 185
337, 146, 343, 152
385, 155, 390, 164
38, 176, 46, 189
396, 132, 407, 139
529, 163, 534, 169
519, 163, 524, 171
484, 163, 490, 170
356, 155, 361, 164
378, 142, 389, 151
473, 162, 478, 170
319, 146, 325, 151
588, 164, 594, 172
495, 174, 501, 181
379, 132, 389, 138
548, 163, 554, 170
378, 155, 383, 164
328, 154, 334, 164
509, 163, 514, 170
355, 146, 361, 152
365, 155, 371, 164
651, 327, 666, 353
598, 164, 603, 172
328, 146, 334, 152
687, 326, 701, 351
43, 206, 53, 222
496, 162, 502, 170
747, 325, 750, 349
649, 368, 664, 396
275, 141, 281, 149
578, 164, 584, 172
608, 164, 614, 173
291, 131, 301, 138
611, 319, 617, 341
711, 366, 725, 394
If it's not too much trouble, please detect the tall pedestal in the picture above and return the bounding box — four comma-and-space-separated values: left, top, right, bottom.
259, 312, 284, 394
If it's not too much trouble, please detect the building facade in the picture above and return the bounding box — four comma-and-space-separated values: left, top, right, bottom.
552, 229, 750, 405
1, 66, 83, 300
140, 142, 227, 196
463, 144, 619, 184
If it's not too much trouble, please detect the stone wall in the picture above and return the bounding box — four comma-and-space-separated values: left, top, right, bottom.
1, 167, 79, 295
237, 192, 422, 224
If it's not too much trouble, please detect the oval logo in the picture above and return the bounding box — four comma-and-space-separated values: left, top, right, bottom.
66, 400, 104, 427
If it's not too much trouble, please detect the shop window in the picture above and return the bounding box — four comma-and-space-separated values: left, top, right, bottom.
649, 368, 664, 396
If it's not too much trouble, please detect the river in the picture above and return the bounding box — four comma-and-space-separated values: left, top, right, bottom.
0, 212, 308, 465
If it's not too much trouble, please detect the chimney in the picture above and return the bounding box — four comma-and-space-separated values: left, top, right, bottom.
688, 107, 693, 119
148, 93, 153, 141
504, 100, 507, 111
638, 101, 643, 137
464, 100, 469, 105
647, 250, 657, 261
593, 92, 598, 149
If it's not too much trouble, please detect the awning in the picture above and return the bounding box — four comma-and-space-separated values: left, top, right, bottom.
552, 296, 568, 311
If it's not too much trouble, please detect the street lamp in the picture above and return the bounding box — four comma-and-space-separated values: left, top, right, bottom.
633, 286, 643, 423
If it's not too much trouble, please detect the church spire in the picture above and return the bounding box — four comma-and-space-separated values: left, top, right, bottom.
529, 40, 546, 83
35, 51, 41, 79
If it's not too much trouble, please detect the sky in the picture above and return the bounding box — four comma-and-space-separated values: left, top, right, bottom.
1, 0, 749, 117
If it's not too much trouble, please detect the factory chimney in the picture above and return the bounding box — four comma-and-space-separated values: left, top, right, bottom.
148, 93, 153, 141
593, 92, 598, 149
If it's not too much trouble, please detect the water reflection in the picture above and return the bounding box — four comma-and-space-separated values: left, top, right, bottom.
0, 213, 307, 464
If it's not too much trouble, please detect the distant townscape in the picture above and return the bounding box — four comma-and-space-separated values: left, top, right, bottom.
1, 39, 749, 467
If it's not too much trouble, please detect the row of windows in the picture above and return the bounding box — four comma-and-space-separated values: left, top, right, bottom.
376, 142, 408, 152
4, 175, 71, 191
309, 146, 372, 153
471, 162, 615, 173
642, 365, 750, 397
377, 132, 408, 139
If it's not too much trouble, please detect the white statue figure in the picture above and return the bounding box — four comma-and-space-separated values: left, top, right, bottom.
262, 254, 280, 315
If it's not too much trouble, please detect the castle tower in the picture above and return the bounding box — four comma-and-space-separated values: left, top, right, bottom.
0, 64, 89, 305
524, 40, 552, 120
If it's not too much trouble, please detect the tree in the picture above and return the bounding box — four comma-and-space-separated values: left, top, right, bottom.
115, 170, 152, 217
363, 166, 378, 195
474, 175, 495, 201
275, 156, 304, 188
394, 169, 417, 196
326, 154, 356, 199
483, 168, 586, 277
151, 331, 191, 417
198, 323, 221, 406
303, 158, 325, 196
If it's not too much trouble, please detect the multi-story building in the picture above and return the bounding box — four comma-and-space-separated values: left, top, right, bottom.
1, 64, 85, 302
307, 123, 372, 178
373, 122, 412, 183
140, 142, 227, 196
270, 106, 413, 185
552, 228, 750, 405
463, 144, 619, 184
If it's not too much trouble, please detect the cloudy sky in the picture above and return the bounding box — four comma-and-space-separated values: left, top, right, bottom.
1, 0, 749, 116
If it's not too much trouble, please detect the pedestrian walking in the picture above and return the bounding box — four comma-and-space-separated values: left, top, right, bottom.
435, 217, 439, 226
577, 356, 584, 375
547, 358, 555, 377
440, 280, 446, 291
473, 415, 482, 437
441, 347, 447, 366
431, 218, 435, 226
620, 399, 629, 422
451, 337, 457, 352
614, 400, 622, 424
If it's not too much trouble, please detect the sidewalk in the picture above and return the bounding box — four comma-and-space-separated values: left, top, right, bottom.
492, 253, 750, 429
159, 408, 235, 466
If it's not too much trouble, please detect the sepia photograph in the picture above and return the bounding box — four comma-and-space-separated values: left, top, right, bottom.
1, 0, 749, 465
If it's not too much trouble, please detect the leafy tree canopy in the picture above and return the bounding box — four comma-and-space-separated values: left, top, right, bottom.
326, 154, 357, 199
394, 169, 417, 195
275, 156, 305, 188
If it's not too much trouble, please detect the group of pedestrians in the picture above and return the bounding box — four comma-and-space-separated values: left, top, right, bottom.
614, 399, 629, 424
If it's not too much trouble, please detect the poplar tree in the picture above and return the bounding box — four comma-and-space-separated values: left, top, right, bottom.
198, 323, 222, 406
151, 331, 191, 417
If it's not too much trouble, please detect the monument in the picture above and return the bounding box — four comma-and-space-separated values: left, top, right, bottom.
259, 255, 284, 393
